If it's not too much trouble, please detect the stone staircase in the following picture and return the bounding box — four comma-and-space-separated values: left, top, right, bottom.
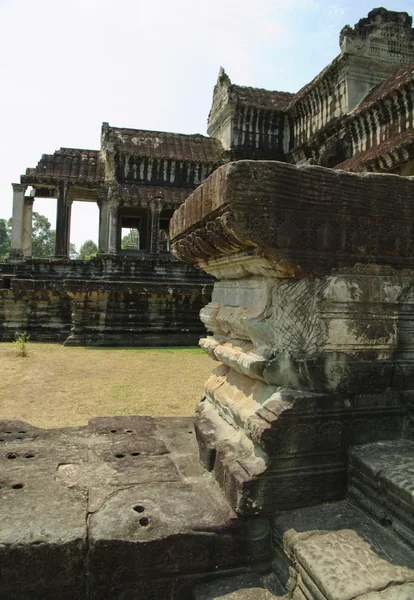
195, 440, 414, 600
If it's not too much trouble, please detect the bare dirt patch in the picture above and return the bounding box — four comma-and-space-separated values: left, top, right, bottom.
0, 343, 214, 429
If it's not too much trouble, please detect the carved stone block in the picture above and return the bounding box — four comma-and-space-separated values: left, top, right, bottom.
171, 160, 414, 513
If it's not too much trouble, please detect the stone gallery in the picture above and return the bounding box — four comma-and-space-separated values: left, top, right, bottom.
2, 7, 414, 600
2, 7, 414, 345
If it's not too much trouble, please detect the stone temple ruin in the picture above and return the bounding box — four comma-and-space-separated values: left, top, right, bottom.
3, 7, 414, 345
2, 7, 414, 600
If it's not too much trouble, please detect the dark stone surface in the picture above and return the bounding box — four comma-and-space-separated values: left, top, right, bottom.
348, 440, 414, 548
0, 417, 272, 600
195, 389, 405, 515
170, 160, 414, 273
0, 256, 213, 345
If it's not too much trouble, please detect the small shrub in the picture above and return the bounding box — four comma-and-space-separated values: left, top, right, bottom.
13, 333, 30, 357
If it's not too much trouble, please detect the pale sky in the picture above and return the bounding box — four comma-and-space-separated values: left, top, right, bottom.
1, 0, 413, 250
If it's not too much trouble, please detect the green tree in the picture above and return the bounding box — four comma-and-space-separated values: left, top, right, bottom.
121, 229, 139, 249
0, 219, 10, 261
2, 212, 76, 259
32, 212, 55, 258
77, 239, 98, 260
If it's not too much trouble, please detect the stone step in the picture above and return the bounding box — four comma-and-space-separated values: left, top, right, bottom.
193, 572, 288, 599
273, 499, 414, 600
348, 440, 414, 548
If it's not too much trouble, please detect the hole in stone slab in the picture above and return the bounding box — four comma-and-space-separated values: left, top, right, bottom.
188, 431, 193, 434
110, 429, 118, 433
130, 452, 140, 457
15, 437, 23, 440
380, 517, 392, 527
133, 505, 145, 513
125, 430, 134, 433
4, 431, 12, 434
7, 453, 17, 459
139, 517, 150, 526
12, 483, 24, 489
25, 454, 35, 459
0, 439, 4, 442
18, 431, 27, 434
115, 454, 125, 459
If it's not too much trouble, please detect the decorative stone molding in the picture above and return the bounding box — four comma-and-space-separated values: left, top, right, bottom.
171, 160, 414, 275
171, 160, 414, 514
340, 8, 414, 64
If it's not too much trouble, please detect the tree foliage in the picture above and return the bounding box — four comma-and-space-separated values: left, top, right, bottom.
31, 212, 55, 258
0, 212, 77, 260
121, 229, 139, 249
0, 219, 10, 261
77, 239, 98, 260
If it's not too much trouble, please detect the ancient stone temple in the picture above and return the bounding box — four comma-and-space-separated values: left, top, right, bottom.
2, 7, 414, 344
2, 160, 414, 599
1, 127, 223, 345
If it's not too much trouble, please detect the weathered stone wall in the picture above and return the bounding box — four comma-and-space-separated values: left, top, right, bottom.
0, 256, 213, 346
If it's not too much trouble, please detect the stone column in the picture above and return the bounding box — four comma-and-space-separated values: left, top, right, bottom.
66, 198, 73, 257
22, 197, 34, 257
98, 195, 109, 254
55, 183, 70, 258
107, 200, 119, 254
149, 198, 161, 255
10, 183, 27, 260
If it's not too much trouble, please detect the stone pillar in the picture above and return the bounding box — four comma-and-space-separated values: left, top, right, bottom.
170, 160, 414, 516
22, 197, 34, 257
66, 198, 73, 257
98, 197, 109, 254
149, 198, 161, 255
55, 184, 70, 258
107, 200, 119, 254
10, 183, 27, 260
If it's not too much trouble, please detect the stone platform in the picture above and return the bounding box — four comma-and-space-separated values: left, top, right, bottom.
0, 255, 212, 346
0, 416, 272, 600
1, 416, 414, 600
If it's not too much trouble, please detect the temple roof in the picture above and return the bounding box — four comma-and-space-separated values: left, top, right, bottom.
357, 60, 414, 111
229, 84, 294, 111
102, 124, 224, 162
22, 148, 104, 186
336, 128, 414, 171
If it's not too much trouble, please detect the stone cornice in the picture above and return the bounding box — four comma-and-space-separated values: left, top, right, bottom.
170, 160, 414, 275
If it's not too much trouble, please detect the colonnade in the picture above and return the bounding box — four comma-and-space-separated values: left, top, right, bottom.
9, 184, 166, 259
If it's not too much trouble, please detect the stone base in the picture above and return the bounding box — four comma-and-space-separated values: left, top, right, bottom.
195, 370, 405, 515
7, 249, 24, 262
1, 416, 414, 599
0, 256, 213, 346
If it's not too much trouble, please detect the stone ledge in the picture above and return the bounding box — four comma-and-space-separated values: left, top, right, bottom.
170, 160, 414, 275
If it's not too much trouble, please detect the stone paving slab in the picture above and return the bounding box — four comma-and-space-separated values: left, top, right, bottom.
0, 416, 272, 600
360, 583, 414, 599
274, 500, 414, 600
195, 573, 287, 599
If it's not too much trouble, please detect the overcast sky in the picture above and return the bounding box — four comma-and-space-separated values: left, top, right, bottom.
1, 0, 413, 250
